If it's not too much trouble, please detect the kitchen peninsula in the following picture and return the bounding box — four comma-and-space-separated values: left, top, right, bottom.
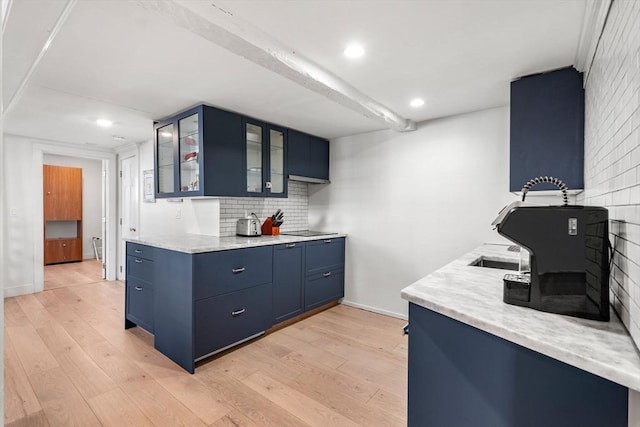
401, 243, 640, 427
125, 233, 346, 373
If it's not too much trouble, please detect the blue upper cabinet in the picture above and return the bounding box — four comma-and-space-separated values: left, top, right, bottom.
288, 129, 330, 182
243, 118, 288, 198
155, 105, 244, 198
510, 67, 584, 192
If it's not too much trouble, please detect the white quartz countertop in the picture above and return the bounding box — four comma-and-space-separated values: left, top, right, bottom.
125, 232, 346, 254
401, 243, 640, 391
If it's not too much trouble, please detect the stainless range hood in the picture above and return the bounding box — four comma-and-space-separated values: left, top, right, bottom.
288, 175, 331, 184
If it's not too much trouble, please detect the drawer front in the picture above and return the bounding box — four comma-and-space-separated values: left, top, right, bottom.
126, 242, 155, 260
194, 283, 273, 358
194, 246, 273, 300
305, 237, 345, 275
126, 255, 155, 284
305, 268, 344, 311
126, 279, 154, 333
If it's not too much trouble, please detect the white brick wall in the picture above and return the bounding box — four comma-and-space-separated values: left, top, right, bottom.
218, 181, 309, 236
583, 0, 640, 343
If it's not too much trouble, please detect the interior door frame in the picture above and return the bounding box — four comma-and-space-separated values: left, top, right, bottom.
32, 141, 117, 290
117, 146, 139, 280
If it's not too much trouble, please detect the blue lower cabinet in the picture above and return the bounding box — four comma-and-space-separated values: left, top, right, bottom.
125, 279, 154, 333
273, 242, 305, 323
407, 303, 627, 426
305, 238, 345, 275
195, 283, 273, 359
305, 268, 344, 311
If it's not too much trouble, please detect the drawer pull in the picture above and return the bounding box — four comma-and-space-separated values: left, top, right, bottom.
323, 272, 332, 277
135, 286, 143, 291
231, 308, 246, 317
135, 259, 143, 264
285, 243, 296, 248
232, 267, 245, 274
134, 249, 143, 254
324, 239, 332, 244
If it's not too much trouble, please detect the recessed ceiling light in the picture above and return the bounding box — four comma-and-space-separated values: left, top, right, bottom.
96, 119, 113, 127
112, 135, 126, 141
344, 43, 365, 59
409, 98, 425, 108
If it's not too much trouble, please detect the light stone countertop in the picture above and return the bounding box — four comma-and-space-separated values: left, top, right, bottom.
125, 232, 346, 254
401, 243, 640, 391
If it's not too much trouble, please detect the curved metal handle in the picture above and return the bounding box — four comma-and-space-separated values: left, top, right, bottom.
323, 272, 331, 277
134, 249, 143, 254
231, 308, 246, 316
285, 243, 296, 248
324, 239, 332, 244
232, 267, 245, 274
135, 259, 143, 264
135, 286, 143, 291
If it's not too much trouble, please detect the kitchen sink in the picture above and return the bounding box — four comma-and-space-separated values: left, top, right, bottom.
469, 257, 519, 271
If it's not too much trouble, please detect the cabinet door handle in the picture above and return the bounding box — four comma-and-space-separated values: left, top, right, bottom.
324, 239, 332, 244
323, 272, 332, 277
232, 267, 245, 274
63, 244, 67, 247
135, 286, 143, 291
285, 243, 296, 248
231, 308, 246, 316
135, 259, 143, 263
134, 249, 142, 254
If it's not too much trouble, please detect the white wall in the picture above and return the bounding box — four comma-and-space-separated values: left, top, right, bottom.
138, 140, 221, 236
3, 134, 118, 296
309, 107, 516, 318
44, 154, 102, 259
582, 0, 640, 343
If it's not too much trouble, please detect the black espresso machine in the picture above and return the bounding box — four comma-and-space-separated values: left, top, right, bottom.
492, 177, 611, 321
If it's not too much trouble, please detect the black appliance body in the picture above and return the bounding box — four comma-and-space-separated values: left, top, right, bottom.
493, 202, 610, 321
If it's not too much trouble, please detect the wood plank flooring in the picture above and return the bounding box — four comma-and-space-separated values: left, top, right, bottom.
44, 260, 103, 290
5, 263, 408, 426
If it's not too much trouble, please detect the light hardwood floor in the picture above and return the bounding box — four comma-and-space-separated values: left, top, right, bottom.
5, 265, 408, 426
44, 259, 104, 290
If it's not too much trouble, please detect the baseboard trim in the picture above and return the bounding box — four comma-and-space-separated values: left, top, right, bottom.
5, 284, 35, 298
340, 299, 408, 320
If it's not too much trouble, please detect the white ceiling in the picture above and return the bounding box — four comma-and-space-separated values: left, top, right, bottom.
3, 0, 588, 148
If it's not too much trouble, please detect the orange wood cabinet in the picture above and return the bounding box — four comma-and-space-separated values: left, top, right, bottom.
44, 238, 83, 264
43, 165, 83, 264
44, 165, 83, 220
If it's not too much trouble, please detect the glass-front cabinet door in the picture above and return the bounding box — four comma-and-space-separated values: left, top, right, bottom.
246, 121, 264, 195
156, 123, 175, 195
269, 127, 285, 196
178, 113, 200, 193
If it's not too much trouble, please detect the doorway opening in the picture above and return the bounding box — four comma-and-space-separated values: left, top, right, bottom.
42, 154, 104, 290
32, 142, 117, 292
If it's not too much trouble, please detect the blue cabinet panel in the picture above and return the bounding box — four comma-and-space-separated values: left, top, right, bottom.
273, 242, 305, 322
510, 67, 584, 191
126, 255, 155, 283
288, 129, 330, 181
304, 268, 344, 311
407, 303, 627, 426
193, 246, 273, 300
127, 242, 156, 259
194, 283, 273, 358
305, 237, 345, 275
125, 279, 154, 333
153, 248, 195, 373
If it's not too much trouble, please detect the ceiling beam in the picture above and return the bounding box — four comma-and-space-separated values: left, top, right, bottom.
5, 0, 77, 114
137, 0, 416, 132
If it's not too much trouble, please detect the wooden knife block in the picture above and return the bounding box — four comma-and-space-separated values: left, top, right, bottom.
261, 217, 280, 235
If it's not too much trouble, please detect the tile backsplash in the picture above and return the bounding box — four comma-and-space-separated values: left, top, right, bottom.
219, 181, 309, 236
582, 0, 640, 343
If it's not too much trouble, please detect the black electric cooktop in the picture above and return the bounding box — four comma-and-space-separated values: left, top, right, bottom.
280, 230, 338, 237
